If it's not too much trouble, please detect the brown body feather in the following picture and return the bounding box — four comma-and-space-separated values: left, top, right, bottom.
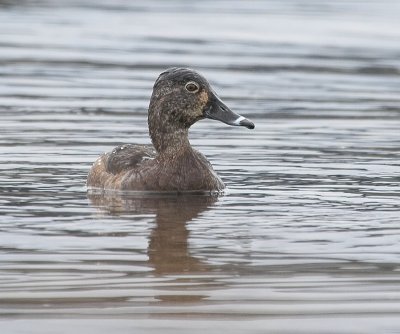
87, 143, 224, 192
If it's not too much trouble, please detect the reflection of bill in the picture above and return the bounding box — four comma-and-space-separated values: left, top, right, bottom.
88, 192, 218, 275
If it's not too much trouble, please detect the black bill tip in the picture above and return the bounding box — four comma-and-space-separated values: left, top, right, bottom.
233, 116, 255, 129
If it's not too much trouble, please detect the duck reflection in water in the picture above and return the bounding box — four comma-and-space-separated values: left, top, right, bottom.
88, 192, 217, 275
88, 192, 220, 302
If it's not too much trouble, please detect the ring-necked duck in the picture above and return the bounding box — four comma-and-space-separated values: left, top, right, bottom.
87, 67, 254, 193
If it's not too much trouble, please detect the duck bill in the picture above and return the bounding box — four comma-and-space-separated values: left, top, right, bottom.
204, 94, 255, 129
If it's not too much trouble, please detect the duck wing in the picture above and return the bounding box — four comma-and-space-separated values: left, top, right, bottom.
105, 144, 156, 174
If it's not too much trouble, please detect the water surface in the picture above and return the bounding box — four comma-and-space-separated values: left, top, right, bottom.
1, 1, 400, 333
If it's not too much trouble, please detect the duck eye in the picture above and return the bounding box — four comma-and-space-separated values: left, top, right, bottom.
185, 81, 199, 93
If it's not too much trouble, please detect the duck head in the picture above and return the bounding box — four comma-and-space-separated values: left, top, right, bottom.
148, 67, 255, 131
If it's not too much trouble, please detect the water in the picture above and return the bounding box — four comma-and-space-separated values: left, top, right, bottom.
1, 1, 400, 333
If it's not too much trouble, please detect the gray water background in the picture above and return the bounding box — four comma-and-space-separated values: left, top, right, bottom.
1, 1, 400, 333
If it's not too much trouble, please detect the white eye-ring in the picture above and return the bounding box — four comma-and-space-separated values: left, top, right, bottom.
185, 81, 200, 93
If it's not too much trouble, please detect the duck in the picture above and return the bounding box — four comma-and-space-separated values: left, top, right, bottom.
87, 67, 254, 193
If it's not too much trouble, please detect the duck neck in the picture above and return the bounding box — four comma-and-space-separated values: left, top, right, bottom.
150, 126, 192, 157
148, 93, 195, 157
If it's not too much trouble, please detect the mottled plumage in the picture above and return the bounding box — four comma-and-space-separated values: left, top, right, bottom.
87, 67, 254, 193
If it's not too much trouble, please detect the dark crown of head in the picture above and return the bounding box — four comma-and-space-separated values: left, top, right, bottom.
154, 67, 207, 88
